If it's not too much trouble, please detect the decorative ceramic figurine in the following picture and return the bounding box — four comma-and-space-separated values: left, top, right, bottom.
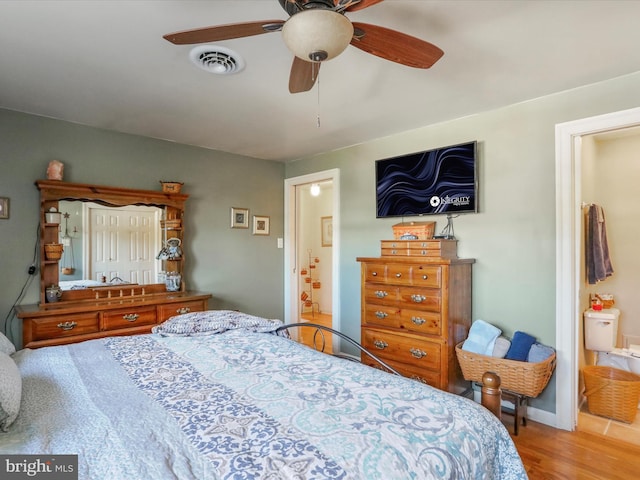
47, 160, 64, 181
45, 284, 62, 303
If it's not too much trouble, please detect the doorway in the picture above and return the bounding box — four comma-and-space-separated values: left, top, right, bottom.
556, 106, 640, 430
284, 169, 340, 352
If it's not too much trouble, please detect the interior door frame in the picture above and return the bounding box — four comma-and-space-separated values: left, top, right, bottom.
555, 106, 640, 430
284, 169, 340, 350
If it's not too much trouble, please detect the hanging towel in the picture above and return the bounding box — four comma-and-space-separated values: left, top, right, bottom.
462, 319, 502, 356
586, 204, 614, 285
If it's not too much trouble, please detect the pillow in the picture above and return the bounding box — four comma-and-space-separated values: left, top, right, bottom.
492, 336, 511, 358
152, 310, 283, 337
0, 352, 21, 431
528, 343, 555, 363
505, 331, 537, 361
0, 331, 16, 356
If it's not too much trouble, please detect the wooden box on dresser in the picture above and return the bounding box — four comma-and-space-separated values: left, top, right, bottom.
357, 239, 474, 395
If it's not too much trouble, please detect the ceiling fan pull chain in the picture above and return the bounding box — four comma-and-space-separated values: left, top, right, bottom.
316, 63, 321, 128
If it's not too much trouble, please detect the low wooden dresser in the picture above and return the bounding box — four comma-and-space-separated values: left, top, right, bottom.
16, 290, 211, 349
357, 239, 474, 394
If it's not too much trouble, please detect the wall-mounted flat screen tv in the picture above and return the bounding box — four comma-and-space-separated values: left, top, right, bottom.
376, 141, 478, 218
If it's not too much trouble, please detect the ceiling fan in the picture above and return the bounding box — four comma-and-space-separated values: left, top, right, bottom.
163, 0, 444, 94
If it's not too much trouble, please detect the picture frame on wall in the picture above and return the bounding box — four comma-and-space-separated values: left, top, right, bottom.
0, 197, 9, 219
231, 207, 249, 228
321, 216, 332, 247
252, 215, 270, 236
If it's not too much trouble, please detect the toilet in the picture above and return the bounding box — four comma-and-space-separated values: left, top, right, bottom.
584, 308, 640, 374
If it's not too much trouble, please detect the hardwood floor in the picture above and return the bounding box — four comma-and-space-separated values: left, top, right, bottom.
298, 312, 333, 354
510, 419, 640, 479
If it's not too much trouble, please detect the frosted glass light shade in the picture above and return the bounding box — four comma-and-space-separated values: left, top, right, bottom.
282, 10, 354, 62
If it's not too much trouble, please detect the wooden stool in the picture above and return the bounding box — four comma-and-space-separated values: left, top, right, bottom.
501, 390, 528, 435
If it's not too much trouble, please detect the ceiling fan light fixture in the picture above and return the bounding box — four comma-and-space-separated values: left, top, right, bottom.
282, 9, 354, 62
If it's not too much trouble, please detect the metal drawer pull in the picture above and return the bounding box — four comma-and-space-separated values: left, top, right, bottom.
375, 311, 388, 319
371, 271, 377, 276
411, 316, 426, 325
410, 294, 426, 303
57, 321, 77, 331
395, 273, 402, 278
122, 314, 139, 322
176, 307, 191, 314
392, 250, 398, 255
375, 290, 388, 298
373, 340, 388, 350
410, 347, 427, 359
422, 274, 428, 280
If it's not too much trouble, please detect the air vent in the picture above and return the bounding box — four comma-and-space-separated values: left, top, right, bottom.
189, 46, 245, 75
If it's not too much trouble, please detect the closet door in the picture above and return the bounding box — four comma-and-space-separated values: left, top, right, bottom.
89, 205, 160, 283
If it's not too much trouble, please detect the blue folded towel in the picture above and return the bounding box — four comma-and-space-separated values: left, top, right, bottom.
462, 319, 502, 356
528, 343, 555, 363
505, 331, 536, 361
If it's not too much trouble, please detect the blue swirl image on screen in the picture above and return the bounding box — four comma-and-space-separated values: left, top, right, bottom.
376, 142, 477, 217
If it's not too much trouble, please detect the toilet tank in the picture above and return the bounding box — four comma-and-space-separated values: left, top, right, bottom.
584, 308, 620, 352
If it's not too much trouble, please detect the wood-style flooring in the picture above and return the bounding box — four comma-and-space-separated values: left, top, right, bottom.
510, 418, 640, 479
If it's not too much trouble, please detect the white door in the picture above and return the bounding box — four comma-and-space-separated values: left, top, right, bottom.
88, 205, 160, 283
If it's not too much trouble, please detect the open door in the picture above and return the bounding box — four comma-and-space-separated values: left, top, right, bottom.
284, 169, 341, 351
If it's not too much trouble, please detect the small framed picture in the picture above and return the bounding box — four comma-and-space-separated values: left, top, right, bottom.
231, 207, 249, 228
0, 197, 9, 219
321, 216, 332, 246
252, 215, 270, 236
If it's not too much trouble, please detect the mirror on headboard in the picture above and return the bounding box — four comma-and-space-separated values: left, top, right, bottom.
37, 180, 187, 304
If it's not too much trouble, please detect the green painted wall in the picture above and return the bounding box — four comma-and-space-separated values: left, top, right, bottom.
0, 109, 285, 345
285, 71, 640, 413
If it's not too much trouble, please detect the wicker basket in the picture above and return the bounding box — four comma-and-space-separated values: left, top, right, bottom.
583, 366, 640, 423
44, 243, 64, 260
455, 342, 556, 398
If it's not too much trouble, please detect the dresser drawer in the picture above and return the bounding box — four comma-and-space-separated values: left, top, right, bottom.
103, 306, 157, 330
398, 309, 441, 336
29, 312, 100, 341
364, 284, 399, 306
158, 300, 206, 322
363, 356, 441, 388
364, 304, 401, 328
362, 329, 441, 371
398, 286, 441, 312
363, 263, 387, 283
410, 265, 441, 288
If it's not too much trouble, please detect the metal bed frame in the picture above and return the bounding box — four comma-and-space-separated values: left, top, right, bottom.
274, 323, 401, 377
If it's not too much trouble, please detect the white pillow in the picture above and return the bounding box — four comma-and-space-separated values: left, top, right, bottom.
0, 352, 21, 431
0, 331, 16, 355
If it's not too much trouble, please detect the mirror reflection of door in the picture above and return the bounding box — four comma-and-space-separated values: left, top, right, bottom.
87, 204, 161, 283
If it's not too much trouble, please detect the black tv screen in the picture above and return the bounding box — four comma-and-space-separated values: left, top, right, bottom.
376, 141, 478, 218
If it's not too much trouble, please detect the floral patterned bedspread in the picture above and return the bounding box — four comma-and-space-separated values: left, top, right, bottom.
3, 313, 527, 479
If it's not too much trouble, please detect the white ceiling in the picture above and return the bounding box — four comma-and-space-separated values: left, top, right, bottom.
1, 0, 640, 162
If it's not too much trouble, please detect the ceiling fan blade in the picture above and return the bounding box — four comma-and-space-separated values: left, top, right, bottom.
335, 0, 384, 12
163, 20, 284, 45
289, 57, 320, 94
350, 22, 443, 68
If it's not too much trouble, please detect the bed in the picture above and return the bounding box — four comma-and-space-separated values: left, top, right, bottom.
1, 310, 527, 479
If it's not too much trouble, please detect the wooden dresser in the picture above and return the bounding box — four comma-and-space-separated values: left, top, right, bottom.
357, 239, 474, 394
16, 290, 211, 349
